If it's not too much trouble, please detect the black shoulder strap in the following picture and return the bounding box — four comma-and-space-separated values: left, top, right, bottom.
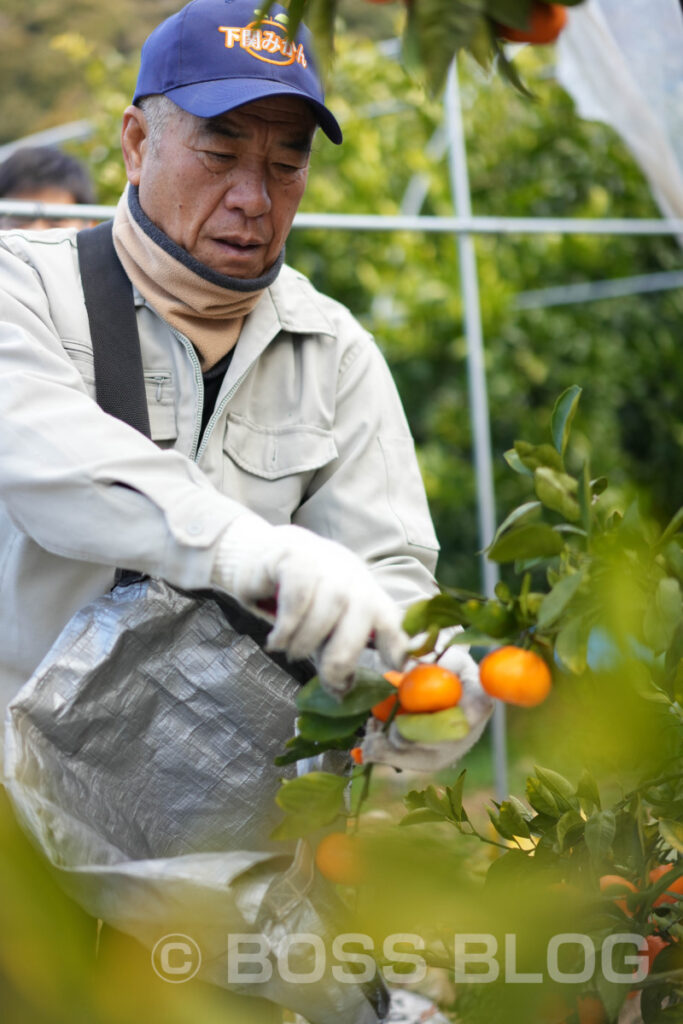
76, 220, 151, 439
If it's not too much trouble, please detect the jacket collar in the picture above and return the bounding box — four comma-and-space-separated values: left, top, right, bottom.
133, 262, 336, 339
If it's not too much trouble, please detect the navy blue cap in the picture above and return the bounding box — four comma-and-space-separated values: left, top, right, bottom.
133, 0, 342, 144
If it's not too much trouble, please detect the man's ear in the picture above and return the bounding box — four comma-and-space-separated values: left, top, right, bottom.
121, 106, 149, 186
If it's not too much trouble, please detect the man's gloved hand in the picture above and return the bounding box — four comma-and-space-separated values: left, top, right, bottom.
211, 513, 408, 696
360, 642, 493, 772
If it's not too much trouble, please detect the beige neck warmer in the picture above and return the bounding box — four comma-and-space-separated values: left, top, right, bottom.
112, 187, 282, 370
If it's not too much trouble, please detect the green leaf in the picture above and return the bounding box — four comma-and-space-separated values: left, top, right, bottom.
404, 789, 428, 812
526, 777, 560, 818
664, 542, 683, 584
424, 784, 451, 815
274, 733, 351, 766
498, 798, 531, 838
658, 506, 683, 549
503, 447, 534, 475
514, 440, 565, 473
659, 819, 683, 854
576, 770, 602, 813
537, 570, 584, 629
270, 814, 325, 841
492, 38, 534, 99
461, 598, 515, 638
395, 706, 469, 744
408, 625, 441, 657
665, 623, 683, 681
402, 593, 467, 636
556, 810, 585, 851
644, 578, 683, 653
555, 614, 592, 675
275, 772, 347, 820
446, 770, 467, 820
551, 385, 582, 457
410, 0, 487, 95
399, 808, 448, 827
534, 766, 577, 809
486, 0, 533, 29
488, 523, 564, 563
488, 805, 515, 841
490, 501, 543, 549
584, 809, 616, 864
297, 711, 367, 743
296, 670, 393, 718
579, 461, 592, 537
534, 467, 581, 522
594, 974, 630, 1023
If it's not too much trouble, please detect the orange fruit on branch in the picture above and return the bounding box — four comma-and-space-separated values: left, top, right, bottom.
495, 2, 568, 45
649, 863, 683, 906
371, 670, 405, 721
599, 874, 638, 916
350, 746, 364, 765
315, 832, 364, 886
398, 663, 463, 713
479, 646, 551, 707
577, 995, 607, 1024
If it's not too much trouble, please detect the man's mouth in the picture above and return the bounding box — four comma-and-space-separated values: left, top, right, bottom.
214, 237, 263, 251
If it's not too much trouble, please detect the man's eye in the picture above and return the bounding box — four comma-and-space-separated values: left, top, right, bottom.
204, 151, 235, 162
275, 163, 302, 174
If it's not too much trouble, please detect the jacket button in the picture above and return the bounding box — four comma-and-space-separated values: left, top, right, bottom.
186, 521, 205, 536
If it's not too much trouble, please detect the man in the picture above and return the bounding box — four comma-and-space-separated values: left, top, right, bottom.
0, 145, 96, 228
0, 1, 491, 1020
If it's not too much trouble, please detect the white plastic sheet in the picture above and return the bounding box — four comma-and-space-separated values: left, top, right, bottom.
557, 0, 683, 228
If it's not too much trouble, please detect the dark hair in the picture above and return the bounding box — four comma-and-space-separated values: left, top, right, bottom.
0, 146, 95, 204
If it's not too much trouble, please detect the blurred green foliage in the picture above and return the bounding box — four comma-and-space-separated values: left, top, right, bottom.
0, 0, 177, 144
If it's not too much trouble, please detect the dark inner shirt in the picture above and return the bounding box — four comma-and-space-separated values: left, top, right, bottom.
200, 347, 234, 440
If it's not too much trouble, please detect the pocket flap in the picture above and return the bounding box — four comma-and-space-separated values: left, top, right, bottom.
224, 415, 337, 480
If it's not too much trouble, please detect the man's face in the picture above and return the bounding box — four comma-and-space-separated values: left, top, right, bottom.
122, 96, 315, 278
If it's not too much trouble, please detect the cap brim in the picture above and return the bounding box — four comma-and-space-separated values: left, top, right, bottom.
162, 78, 342, 144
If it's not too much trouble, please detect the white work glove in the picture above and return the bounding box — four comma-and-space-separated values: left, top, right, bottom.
211, 513, 407, 696
360, 640, 493, 773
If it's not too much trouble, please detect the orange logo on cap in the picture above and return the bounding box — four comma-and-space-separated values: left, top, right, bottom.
218, 19, 308, 67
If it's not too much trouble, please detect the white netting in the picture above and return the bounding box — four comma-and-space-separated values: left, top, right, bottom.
557, 0, 683, 226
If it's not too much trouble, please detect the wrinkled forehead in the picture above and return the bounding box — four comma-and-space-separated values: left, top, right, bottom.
196, 95, 317, 147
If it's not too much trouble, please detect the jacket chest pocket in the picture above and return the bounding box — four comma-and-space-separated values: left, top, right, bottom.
61, 342, 177, 443
222, 414, 337, 523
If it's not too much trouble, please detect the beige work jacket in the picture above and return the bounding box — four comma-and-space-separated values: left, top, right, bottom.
0, 226, 440, 720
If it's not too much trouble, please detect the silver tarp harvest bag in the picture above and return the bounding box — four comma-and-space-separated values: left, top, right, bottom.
4, 577, 385, 1024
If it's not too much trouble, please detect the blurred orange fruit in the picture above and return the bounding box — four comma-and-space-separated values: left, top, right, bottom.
599, 874, 638, 916
480, 646, 551, 707
315, 832, 364, 885
496, 2, 568, 45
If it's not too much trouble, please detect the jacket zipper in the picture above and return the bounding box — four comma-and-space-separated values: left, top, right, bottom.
160, 318, 253, 463
166, 324, 204, 460
195, 371, 250, 462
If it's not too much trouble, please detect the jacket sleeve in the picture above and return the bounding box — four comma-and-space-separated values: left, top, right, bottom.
0, 239, 246, 589
293, 312, 440, 609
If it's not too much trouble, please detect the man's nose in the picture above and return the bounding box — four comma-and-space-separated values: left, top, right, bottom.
224, 169, 271, 217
